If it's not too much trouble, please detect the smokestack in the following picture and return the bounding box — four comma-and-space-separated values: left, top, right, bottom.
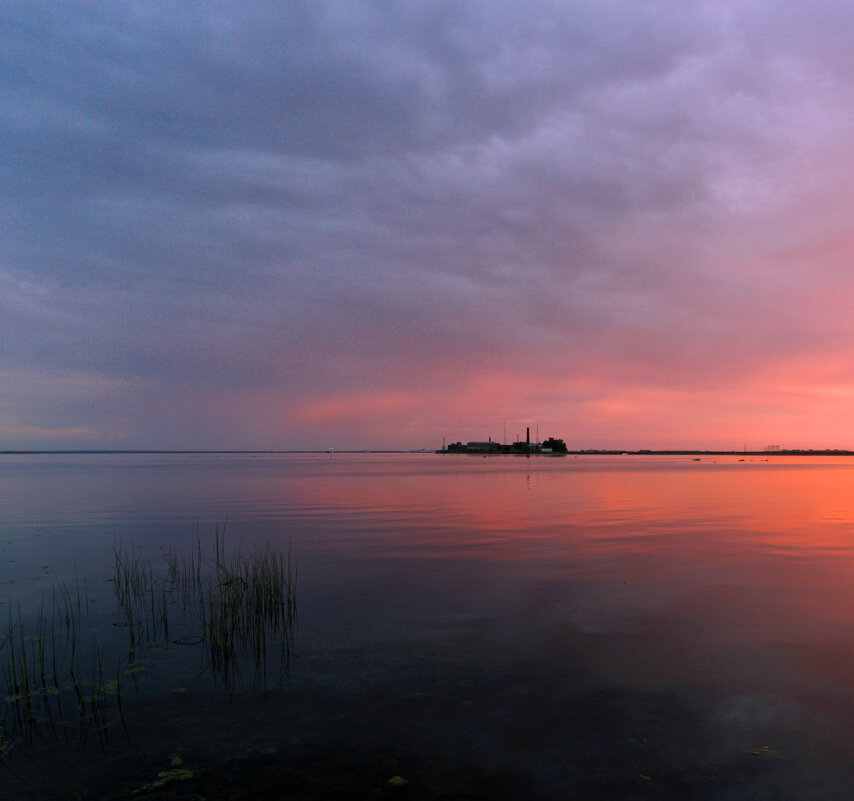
526, 427, 530, 445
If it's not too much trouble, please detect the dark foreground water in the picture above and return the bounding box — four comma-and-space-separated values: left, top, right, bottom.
2, 452, 854, 799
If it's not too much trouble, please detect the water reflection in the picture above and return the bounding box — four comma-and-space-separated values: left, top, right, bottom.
3, 453, 854, 798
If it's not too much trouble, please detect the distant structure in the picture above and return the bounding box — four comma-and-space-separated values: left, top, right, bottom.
440, 433, 567, 455
764, 444, 782, 453
462, 438, 501, 453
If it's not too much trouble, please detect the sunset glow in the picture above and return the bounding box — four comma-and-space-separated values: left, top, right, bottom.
4, 3, 854, 450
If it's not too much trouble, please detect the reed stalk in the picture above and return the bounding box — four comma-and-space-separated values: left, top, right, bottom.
1, 531, 296, 753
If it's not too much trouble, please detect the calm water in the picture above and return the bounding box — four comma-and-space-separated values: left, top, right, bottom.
2, 452, 854, 799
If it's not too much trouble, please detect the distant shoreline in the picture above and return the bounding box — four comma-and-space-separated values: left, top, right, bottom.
0, 449, 430, 455
3, 449, 854, 457
437, 449, 854, 456
573, 449, 854, 456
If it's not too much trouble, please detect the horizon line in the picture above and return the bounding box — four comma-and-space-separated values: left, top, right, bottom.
3, 448, 854, 456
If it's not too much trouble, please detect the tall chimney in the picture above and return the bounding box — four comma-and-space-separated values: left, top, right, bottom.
526, 427, 530, 444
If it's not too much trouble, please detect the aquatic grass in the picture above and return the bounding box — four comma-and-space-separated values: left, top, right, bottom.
0, 531, 297, 755
206, 539, 296, 691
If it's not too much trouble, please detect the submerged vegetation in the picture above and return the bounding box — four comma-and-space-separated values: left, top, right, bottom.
0, 530, 296, 753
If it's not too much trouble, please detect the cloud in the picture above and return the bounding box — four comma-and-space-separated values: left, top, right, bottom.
4, 1, 854, 448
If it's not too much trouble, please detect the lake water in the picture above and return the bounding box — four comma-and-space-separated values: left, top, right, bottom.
2, 452, 854, 799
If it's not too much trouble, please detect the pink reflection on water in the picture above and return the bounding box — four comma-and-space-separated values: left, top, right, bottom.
274, 455, 854, 698
6, 453, 854, 702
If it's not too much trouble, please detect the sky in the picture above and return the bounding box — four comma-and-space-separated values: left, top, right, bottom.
4, 1, 854, 451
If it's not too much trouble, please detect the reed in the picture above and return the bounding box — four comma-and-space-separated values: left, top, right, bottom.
210, 538, 295, 690
0, 531, 296, 754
